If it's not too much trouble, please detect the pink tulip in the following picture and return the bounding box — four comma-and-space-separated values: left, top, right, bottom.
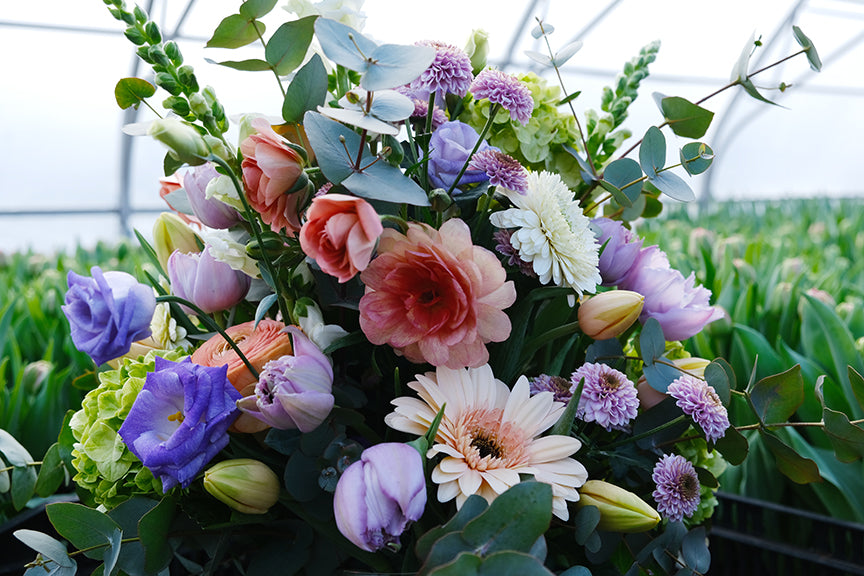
168, 246, 251, 314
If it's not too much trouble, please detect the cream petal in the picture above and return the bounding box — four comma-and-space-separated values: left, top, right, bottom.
481, 468, 521, 494
528, 436, 583, 463
438, 456, 469, 474
458, 469, 483, 498
438, 479, 462, 503
551, 497, 570, 521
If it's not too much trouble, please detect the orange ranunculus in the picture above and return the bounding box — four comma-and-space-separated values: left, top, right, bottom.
299, 194, 383, 283
359, 219, 516, 369
240, 117, 308, 235
191, 319, 292, 396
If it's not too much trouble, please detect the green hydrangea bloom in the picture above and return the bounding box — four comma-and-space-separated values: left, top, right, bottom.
69, 349, 187, 508
677, 437, 728, 525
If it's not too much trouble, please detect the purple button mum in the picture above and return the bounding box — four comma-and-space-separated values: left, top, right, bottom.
494, 229, 537, 277
427, 120, 496, 191
528, 374, 572, 404
651, 454, 701, 522
470, 69, 534, 125
592, 217, 644, 286
118, 356, 241, 491
571, 362, 639, 431
406, 40, 474, 102
666, 374, 730, 442
469, 150, 528, 194
62, 266, 157, 366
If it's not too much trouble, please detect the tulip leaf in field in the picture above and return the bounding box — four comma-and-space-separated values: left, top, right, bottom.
638, 126, 665, 177
822, 407, 864, 463
266, 16, 317, 75
849, 367, 864, 415
680, 142, 714, 176
760, 430, 822, 484
601, 158, 643, 206
749, 365, 803, 425
282, 54, 328, 124
714, 426, 748, 465
206, 14, 266, 49
792, 25, 822, 72
652, 94, 715, 139
114, 78, 156, 110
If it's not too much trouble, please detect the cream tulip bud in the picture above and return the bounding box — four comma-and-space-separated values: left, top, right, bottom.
578, 290, 644, 340
577, 480, 660, 533
203, 459, 281, 515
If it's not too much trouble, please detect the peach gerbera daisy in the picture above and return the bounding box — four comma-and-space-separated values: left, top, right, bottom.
385, 364, 588, 520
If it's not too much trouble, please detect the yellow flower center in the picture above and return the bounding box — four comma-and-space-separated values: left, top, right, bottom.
451, 408, 529, 472
167, 411, 185, 423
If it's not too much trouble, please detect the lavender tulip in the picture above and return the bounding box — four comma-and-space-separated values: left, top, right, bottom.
236, 327, 335, 432
183, 163, 242, 229
592, 218, 644, 286
334, 443, 427, 552
117, 356, 241, 491
167, 246, 251, 313
427, 121, 497, 191
62, 267, 156, 366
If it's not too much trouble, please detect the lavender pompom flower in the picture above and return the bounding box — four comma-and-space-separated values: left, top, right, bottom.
493, 229, 536, 277
469, 150, 528, 194
666, 374, 730, 442
62, 266, 157, 366
406, 97, 447, 130
529, 373, 573, 403
651, 454, 701, 522
470, 69, 534, 125
571, 362, 639, 431
117, 356, 241, 491
407, 40, 474, 101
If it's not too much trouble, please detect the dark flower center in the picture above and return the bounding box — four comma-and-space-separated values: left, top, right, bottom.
677, 474, 700, 500
471, 430, 504, 459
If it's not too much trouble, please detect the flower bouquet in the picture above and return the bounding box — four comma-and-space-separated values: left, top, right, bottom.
6, 1, 853, 575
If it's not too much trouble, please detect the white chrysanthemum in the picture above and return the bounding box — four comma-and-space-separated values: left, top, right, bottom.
385, 364, 588, 520
489, 171, 601, 297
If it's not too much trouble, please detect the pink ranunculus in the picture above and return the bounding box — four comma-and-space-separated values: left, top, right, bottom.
359, 219, 516, 368
299, 194, 384, 283
240, 117, 308, 235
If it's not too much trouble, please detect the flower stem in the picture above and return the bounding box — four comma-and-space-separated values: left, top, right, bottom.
604, 415, 688, 449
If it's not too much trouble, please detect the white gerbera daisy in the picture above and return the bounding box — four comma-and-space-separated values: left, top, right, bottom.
489, 171, 601, 297
385, 364, 588, 520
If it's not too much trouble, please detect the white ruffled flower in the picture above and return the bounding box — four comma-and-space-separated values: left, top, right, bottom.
205, 174, 244, 212
296, 298, 349, 351
284, 0, 366, 30
489, 171, 601, 297
150, 302, 190, 350
200, 229, 260, 278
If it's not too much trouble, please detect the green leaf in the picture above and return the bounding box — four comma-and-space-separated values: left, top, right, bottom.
760, 430, 822, 484
640, 318, 666, 365
429, 552, 481, 576
282, 54, 328, 124
303, 111, 358, 183
714, 426, 748, 465
679, 142, 714, 176
849, 367, 864, 415
416, 496, 488, 561
557, 91, 581, 106
642, 361, 681, 395
792, 25, 822, 71
206, 57, 272, 72
35, 443, 65, 497
653, 94, 714, 139
343, 158, 430, 206
103, 528, 123, 576
478, 551, 555, 575
0, 429, 37, 509
254, 293, 279, 330
206, 14, 265, 49
46, 502, 123, 561
681, 527, 710, 573
573, 505, 600, 546
749, 365, 803, 424
638, 126, 665, 177
14, 530, 76, 568
704, 361, 731, 406
601, 158, 642, 206
138, 495, 175, 573
633, 397, 689, 450
266, 16, 317, 75
114, 78, 156, 110
559, 567, 592, 576
649, 170, 694, 202
462, 482, 553, 554
823, 407, 864, 462
239, 0, 279, 19
107, 497, 160, 576
739, 78, 780, 106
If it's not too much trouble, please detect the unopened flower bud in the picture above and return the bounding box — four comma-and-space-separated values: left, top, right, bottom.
578, 290, 644, 340
152, 212, 200, 272
577, 480, 660, 533
148, 117, 209, 165
429, 188, 453, 213
203, 459, 281, 515
189, 93, 209, 117
465, 29, 490, 75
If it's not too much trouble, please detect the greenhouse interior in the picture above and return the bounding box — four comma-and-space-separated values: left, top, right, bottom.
2, 0, 864, 574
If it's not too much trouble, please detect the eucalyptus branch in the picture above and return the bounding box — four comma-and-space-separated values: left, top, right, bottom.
536, 18, 597, 179
252, 22, 286, 99
603, 415, 688, 449
445, 103, 500, 196
0, 461, 42, 474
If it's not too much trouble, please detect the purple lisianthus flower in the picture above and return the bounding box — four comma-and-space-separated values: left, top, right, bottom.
236, 327, 335, 432
470, 69, 534, 125
118, 356, 241, 491
427, 120, 497, 191
528, 374, 572, 404
620, 245, 723, 341
168, 246, 251, 314
666, 374, 730, 442
183, 163, 242, 229
652, 454, 701, 522
334, 443, 427, 552
572, 362, 639, 431
406, 40, 474, 102
592, 217, 644, 286
468, 150, 528, 193
62, 267, 157, 366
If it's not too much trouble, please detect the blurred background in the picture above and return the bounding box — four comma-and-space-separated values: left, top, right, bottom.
1, 0, 862, 253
